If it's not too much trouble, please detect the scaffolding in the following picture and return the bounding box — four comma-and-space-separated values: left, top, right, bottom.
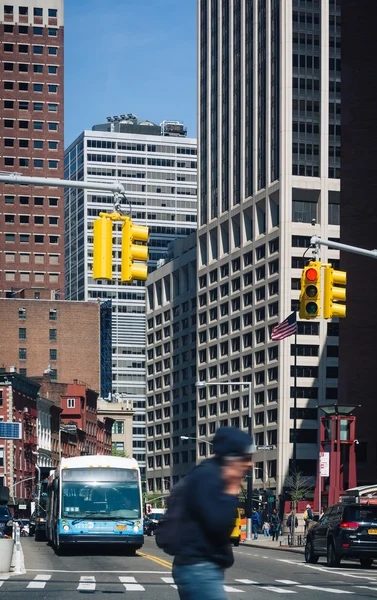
100, 300, 112, 399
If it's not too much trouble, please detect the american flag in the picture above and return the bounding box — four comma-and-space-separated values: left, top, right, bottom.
271, 312, 297, 341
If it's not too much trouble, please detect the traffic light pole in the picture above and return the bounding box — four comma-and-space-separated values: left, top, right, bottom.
0, 172, 126, 196
311, 236, 377, 260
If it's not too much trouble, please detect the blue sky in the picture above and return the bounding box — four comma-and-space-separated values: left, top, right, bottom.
64, 0, 197, 147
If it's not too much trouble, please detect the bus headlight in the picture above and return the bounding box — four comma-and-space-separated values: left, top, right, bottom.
63, 525, 70, 532
133, 525, 139, 532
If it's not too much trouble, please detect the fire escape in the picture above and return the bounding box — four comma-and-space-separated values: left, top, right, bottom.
23, 411, 37, 501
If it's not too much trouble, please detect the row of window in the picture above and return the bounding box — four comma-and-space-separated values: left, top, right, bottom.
5, 100, 58, 111
1, 45, 59, 55
5, 271, 59, 283
2, 65, 58, 76
4, 158, 59, 168
3, 24, 59, 35
4, 215, 58, 225
3, 81, 58, 92
3, 6, 58, 17
2, 196, 59, 206
2, 120, 59, 131
3, 140, 58, 151
4, 233, 60, 243
5, 253, 59, 265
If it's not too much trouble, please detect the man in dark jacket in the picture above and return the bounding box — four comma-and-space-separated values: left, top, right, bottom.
172, 427, 253, 600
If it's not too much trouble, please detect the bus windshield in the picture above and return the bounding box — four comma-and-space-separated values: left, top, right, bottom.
61, 468, 140, 520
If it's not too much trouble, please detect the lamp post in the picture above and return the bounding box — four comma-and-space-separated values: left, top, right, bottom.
196, 380, 254, 542
180, 435, 213, 448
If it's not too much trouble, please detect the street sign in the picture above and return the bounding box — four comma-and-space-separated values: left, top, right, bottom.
18, 504, 27, 510
256, 445, 274, 451
0, 422, 22, 439
320, 451, 330, 477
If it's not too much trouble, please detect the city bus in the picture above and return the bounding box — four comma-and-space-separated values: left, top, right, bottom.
45, 455, 144, 552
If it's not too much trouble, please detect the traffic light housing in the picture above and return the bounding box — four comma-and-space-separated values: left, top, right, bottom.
93, 216, 113, 280
323, 264, 346, 319
299, 261, 321, 319
121, 218, 149, 282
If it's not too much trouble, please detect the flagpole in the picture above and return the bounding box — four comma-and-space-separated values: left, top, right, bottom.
292, 318, 298, 476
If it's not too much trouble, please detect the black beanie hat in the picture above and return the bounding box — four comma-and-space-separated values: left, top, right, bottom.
213, 426, 254, 457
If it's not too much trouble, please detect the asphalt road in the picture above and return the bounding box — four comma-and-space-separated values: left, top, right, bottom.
4, 536, 377, 598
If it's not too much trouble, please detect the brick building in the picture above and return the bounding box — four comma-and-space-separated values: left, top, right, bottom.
0, 298, 100, 391
0, 0, 65, 298
0, 371, 39, 505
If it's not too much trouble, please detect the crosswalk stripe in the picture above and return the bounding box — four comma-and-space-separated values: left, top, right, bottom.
235, 579, 260, 584
298, 585, 354, 594
262, 586, 297, 594
77, 575, 96, 591
161, 576, 177, 589
276, 580, 299, 585
0, 582, 4, 588
119, 576, 145, 591
223, 585, 244, 593
356, 586, 377, 591
27, 574, 51, 589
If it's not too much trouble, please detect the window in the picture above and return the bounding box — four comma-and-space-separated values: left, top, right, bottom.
48, 8, 57, 17
34, 235, 44, 243
48, 84, 57, 93
34, 197, 44, 206
4, 63, 14, 71
48, 65, 57, 74
34, 159, 44, 168
33, 83, 43, 92
5, 214, 15, 223
19, 348, 27, 360
34, 7, 43, 16
33, 26, 43, 34
33, 102, 43, 110
19, 328, 26, 340
4, 157, 14, 166
5, 196, 14, 204
48, 141, 58, 150
34, 122, 43, 131
67, 398, 75, 409
48, 160, 58, 169
19, 308, 26, 319
49, 329, 57, 341
4, 120, 14, 128
33, 46, 43, 55
49, 349, 57, 361
48, 122, 58, 131
49, 235, 58, 244
4, 6, 13, 15
19, 158, 29, 167
19, 82, 28, 91
19, 139, 28, 148
4, 100, 14, 109
20, 234, 30, 243
48, 28, 57, 36
3, 43, 14, 52
19, 120, 28, 129
48, 47, 58, 55
4, 81, 14, 90
19, 6, 28, 15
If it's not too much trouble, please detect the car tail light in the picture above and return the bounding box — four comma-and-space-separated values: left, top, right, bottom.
340, 522, 359, 530
342, 543, 350, 547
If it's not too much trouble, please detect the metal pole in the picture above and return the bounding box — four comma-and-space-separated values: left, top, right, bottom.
246, 383, 253, 542
310, 235, 377, 260
292, 329, 298, 475
0, 172, 125, 194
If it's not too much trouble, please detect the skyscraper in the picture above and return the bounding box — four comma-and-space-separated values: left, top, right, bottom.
64, 116, 197, 475
197, 0, 341, 496
0, 1, 64, 298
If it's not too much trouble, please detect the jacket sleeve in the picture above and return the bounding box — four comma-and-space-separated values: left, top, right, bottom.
188, 466, 239, 537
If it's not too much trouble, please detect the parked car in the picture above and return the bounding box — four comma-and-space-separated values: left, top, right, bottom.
29, 511, 36, 537
305, 502, 377, 567
0, 505, 13, 537
144, 518, 159, 536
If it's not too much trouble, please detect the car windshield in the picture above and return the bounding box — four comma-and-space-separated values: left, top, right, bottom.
344, 506, 377, 522
61, 468, 140, 519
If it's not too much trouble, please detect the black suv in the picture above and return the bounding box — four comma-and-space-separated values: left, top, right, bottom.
0, 505, 13, 537
305, 502, 377, 567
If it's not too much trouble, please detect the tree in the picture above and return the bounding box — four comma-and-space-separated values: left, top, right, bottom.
286, 471, 313, 546
111, 447, 129, 458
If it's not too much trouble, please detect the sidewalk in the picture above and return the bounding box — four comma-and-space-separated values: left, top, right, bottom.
241, 535, 305, 555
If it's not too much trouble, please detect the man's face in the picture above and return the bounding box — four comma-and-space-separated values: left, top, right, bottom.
226, 455, 253, 479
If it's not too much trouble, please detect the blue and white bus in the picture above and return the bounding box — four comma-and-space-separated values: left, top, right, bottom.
45, 455, 144, 552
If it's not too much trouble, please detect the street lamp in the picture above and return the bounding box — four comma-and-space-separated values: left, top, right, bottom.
195, 380, 254, 542
180, 435, 213, 447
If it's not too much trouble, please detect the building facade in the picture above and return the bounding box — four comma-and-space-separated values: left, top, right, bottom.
338, 0, 377, 485
0, 0, 65, 298
197, 0, 341, 496
97, 397, 134, 459
64, 116, 197, 476
0, 298, 100, 390
145, 234, 197, 494
0, 371, 39, 505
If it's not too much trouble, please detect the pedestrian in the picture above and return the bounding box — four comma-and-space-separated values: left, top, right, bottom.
319, 506, 325, 520
269, 509, 281, 542
252, 508, 259, 540
303, 504, 313, 534
262, 521, 270, 537
170, 427, 254, 600
286, 511, 298, 537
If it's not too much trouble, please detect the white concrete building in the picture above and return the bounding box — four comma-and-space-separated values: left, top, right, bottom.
36, 396, 53, 467
197, 0, 340, 498
64, 116, 197, 476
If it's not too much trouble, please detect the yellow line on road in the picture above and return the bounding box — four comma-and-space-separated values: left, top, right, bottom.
137, 551, 172, 569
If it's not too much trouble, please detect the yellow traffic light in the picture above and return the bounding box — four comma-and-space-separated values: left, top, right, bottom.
323, 264, 346, 319
121, 218, 149, 282
299, 261, 321, 319
93, 216, 113, 280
